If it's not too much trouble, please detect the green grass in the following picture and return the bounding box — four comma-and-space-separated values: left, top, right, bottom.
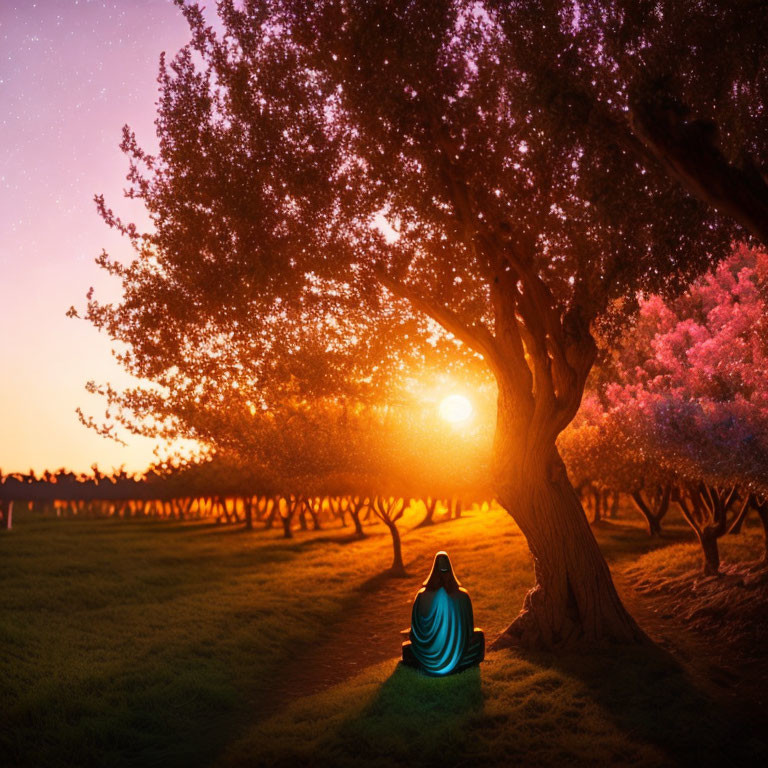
626, 526, 766, 581
0, 516, 410, 767
1, 507, 765, 767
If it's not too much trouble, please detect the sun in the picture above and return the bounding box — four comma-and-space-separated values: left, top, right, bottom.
439, 394, 473, 424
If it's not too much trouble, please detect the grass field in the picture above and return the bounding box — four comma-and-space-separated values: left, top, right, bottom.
2, 506, 766, 767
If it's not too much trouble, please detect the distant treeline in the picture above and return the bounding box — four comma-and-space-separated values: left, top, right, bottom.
1, 471, 169, 502
0, 465, 493, 574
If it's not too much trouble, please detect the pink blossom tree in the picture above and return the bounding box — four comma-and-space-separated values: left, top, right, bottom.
559, 395, 675, 535
604, 245, 768, 571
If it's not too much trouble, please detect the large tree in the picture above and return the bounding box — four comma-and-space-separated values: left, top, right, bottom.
80, 0, 742, 648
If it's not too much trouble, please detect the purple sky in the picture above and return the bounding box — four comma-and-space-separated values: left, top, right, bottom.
0, 0, 192, 473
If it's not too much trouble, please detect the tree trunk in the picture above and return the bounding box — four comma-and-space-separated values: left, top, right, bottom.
631, 486, 670, 537
350, 509, 365, 537
591, 486, 602, 525
493, 395, 643, 649
281, 496, 302, 539
264, 498, 278, 529
753, 501, 768, 562
607, 490, 620, 519
385, 521, 405, 576
349, 497, 367, 537
677, 483, 736, 575
417, 497, 437, 527
700, 530, 721, 576
244, 497, 254, 530
330, 498, 347, 528
307, 499, 322, 530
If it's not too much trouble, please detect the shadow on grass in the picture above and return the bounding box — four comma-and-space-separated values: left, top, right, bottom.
519, 643, 768, 768
333, 664, 484, 761
291, 530, 385, 548
370, 663, 483, 715
595, 520, 693, 565
354, 567, 413, 596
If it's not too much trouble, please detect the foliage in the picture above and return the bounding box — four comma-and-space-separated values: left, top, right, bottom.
489, 1, 768, 244
605, 245, 768, 494
563, 245, 768, 490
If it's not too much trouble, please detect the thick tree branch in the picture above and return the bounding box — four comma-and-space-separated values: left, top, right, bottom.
490, 268, 533, 397
505, 258, 596, 437
629, 99, 768, 245
678, 488, 701, 534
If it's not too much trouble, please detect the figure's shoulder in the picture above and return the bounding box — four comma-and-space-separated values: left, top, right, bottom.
414, 587, 435, 612
457, 587, 471, 600
414, 587, 428, 601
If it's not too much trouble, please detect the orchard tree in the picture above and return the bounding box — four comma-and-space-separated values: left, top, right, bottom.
606, 245, 768, 489
557, 395, 622, 526
606, 245, 768, 571
78, 1, 739, 648
559, 393, 677, 536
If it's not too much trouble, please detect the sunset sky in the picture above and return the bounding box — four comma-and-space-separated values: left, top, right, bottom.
0, 1, 192, 473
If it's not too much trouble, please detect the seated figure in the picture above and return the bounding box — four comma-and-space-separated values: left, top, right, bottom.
401, 550, 484, 675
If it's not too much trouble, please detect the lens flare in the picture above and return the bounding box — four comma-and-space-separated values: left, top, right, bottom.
439, 394, 473, 423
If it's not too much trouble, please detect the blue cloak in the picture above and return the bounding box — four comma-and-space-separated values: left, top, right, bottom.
408, 585, 483, 676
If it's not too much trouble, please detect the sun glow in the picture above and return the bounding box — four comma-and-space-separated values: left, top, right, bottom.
439, 394, 473, 424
